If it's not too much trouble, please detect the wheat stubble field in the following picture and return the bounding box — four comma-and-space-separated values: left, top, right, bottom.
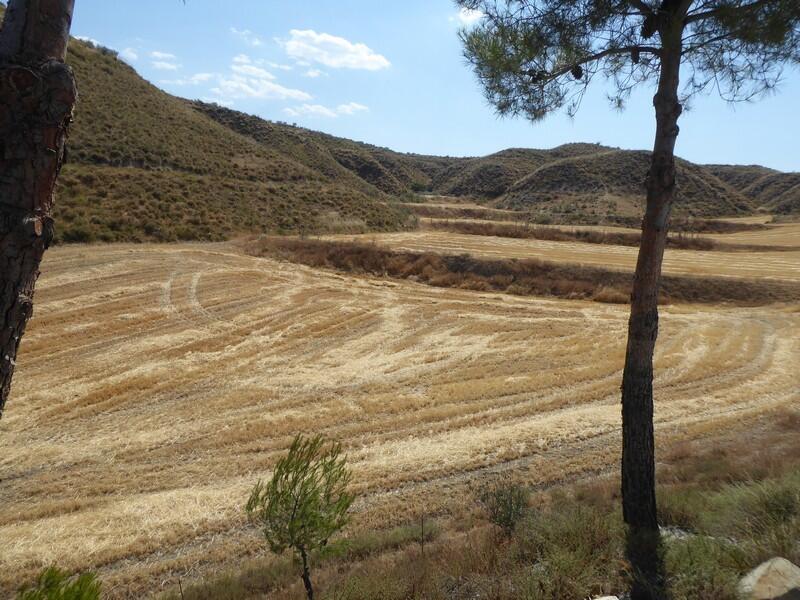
1, 235, 798, 596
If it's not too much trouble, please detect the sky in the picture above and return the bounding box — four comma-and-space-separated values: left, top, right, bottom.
70, 0, 800, 171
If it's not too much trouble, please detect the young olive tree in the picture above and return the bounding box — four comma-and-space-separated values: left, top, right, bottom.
246, 434, 354, 600
0, 0, 77, 418
456, 0, 798, 532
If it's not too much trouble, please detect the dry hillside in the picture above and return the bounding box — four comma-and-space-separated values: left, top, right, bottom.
1, 1, 786, 243
55, 38, 415, 242
708, 164, 800, 215
497, 150, 756, 217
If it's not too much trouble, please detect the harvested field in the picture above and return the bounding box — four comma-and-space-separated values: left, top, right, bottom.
424, 219, 799, 252
252, 237, 800, 305
423, 218, 800, 249
1, 243, 798, 597
341, 230, 800, 282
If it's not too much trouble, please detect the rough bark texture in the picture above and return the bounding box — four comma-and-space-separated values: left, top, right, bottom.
621, 13, 685, 533
0, 0, 76, 418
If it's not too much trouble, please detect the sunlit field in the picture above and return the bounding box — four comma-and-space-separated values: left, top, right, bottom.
1, 233, 798, 596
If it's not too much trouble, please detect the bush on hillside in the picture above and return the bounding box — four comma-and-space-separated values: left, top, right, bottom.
17, 567, 100, 600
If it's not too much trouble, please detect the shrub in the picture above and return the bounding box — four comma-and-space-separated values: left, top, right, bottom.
665, 537, 744, 600
478, 478, 529, 537
246, 434, 354, 600
17, 567, 101, 600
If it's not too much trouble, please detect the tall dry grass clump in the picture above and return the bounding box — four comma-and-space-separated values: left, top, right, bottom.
248, 237, 800, 305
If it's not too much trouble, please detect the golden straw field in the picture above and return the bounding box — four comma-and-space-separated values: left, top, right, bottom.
1, 237, 798, 597
336, 225, 800, 281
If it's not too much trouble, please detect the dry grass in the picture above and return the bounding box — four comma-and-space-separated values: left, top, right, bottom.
1, 242, 796, 597
167, 407, 800, 600
405, 202, 771, 232
52, 165, 413, 244
259, 237, 800, 305
346, 230, 800, 284
424, 219, 794, 252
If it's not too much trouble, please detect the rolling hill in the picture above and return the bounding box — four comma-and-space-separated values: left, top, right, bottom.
54, 38, 418, 242
707, 164, 800, 215
10, 13, 791, 243
496, 150, 757, 218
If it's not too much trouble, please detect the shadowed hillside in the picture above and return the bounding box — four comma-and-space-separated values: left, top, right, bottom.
189, 101, 456, 196
497, 150, 756, 218
708, 164, 800, 215
430, 144, 610, 199
744, 172, 800, 215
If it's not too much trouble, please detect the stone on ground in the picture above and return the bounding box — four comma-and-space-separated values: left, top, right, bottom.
739, 557, 800, 600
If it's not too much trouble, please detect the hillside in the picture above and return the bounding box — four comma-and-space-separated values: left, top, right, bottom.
53, 38, 415, 242
497, 150, 757, 218
189, 101, 456, 196
7, 18, 788, 242
743, 172, 800, 215
430, 144, 611, 199
708, 164, 800, 215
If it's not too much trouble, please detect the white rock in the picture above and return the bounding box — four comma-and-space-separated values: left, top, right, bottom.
739, 557, 800, 600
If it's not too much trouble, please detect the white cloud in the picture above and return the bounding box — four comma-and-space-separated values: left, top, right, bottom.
120, 47, 138, 62
161, 73, 215, 86
76, 35, 101, 46
268, 62, 293, 71
231, 63, 275, 80
212, 76, 311, 102
283, 101, 370, 119
304, 68, 325, 78
203, 54, 310, 104
152, 61, 181, 71
231, 27, 263, 47
450, 8, 484, 25
337, 102, 369, 115
284, 104, 338, 119
150, 50, 176, 60
282, 29, 390, 71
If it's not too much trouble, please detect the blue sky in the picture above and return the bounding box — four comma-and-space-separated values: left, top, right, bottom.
71, 0, 799, 171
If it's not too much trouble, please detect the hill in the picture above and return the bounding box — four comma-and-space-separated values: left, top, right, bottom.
743, 172, 800, 215
496, 150, 757, 218
707, 164, 800, 215
430, 143, 614, 199
4, 8, 788, 243
53, 37, 416, 242
189, 101, 456, 197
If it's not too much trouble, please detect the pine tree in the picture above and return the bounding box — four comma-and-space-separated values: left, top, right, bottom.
0, 0, 77, 417
455, 1, 799, 596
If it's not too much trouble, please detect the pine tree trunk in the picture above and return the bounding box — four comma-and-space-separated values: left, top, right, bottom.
0, 0, 76, 418
299, 547, 314, 600
621, 34, 683, 531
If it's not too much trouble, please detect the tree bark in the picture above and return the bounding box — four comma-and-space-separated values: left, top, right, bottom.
0, 0, 76, 418
299, 546, 314, 600
621, 21, 684, 532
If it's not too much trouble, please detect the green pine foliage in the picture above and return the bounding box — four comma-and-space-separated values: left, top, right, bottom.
246, 434, 354, 599
17, 567, 100, 600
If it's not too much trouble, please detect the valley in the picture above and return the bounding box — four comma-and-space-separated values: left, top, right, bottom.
0, 10, 798, 598
1, 227, 797, 596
